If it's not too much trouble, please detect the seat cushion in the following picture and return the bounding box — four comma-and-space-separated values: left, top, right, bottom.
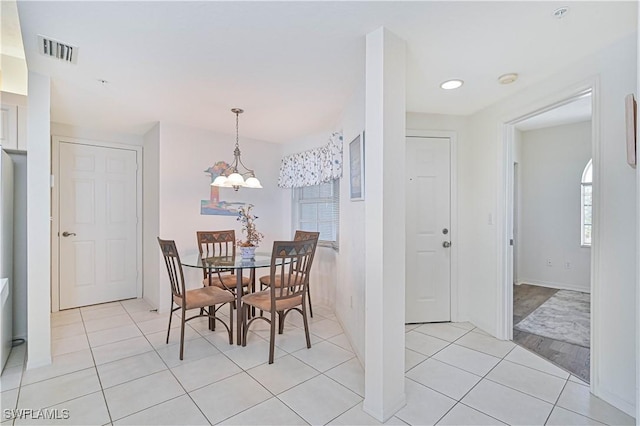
174, 286, 235, 310
259, 273, 307, 288
242, 290, 303, 312
203, 273, 251, 289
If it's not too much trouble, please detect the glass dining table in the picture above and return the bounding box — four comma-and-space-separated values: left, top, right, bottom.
180, 252, 276, 345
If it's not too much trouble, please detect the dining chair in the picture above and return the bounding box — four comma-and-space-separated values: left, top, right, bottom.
158, 237, 235, 360
242, 237, 318, 364
197, 230, 252, 291
258, 230, 319, 317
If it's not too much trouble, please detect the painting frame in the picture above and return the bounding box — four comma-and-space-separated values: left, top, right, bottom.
349, 132, 365, 201
625, 93, 636, 167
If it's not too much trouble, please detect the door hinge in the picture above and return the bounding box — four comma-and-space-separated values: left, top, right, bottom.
510, 239, 514, 246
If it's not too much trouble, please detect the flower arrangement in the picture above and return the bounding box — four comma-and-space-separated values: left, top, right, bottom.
236, 204, 264, 247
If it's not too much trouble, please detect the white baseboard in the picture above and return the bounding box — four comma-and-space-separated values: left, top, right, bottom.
516, 279, 590, 294
593, 384, 636, 418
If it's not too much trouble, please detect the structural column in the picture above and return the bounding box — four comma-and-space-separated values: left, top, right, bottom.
363, 27, 407, 421
26, 71, 52, 368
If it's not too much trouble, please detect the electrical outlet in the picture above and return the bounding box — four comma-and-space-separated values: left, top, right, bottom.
546, 259, 552, 267
565, 261, 571, 269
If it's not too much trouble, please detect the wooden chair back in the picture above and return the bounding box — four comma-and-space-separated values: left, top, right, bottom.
157, 238, 186, 302
197, 230, 237, 278
269, 238, 318, 305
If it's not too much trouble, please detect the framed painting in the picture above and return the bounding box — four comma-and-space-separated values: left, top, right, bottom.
625, 93, 636, 167
349, 132, 364, 201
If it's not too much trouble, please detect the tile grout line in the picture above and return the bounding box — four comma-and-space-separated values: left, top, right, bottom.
80, 304, 116, 426
544, 377, 570, 425
121, 301, 215, 425
188, 304, 334, 425
413, 332, 519, 424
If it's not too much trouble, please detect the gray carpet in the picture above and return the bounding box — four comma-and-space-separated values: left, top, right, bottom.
514, 289, 590, 348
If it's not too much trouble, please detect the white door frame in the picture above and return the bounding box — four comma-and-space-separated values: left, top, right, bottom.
51, 136, 143, 312
497, 78, 599, 393
406, 130, 459, 322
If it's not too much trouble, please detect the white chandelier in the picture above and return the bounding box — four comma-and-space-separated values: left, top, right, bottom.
211, 108, 262, 191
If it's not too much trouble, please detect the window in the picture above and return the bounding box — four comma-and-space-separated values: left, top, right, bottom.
581, 159, 592, 247
292, 180, 339, 250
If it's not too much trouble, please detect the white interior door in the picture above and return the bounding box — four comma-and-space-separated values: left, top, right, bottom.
59, 142, 138, 309
405, 137, 451, 323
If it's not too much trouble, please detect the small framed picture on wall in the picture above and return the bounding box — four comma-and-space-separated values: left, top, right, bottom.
625, 93, 636, 167
349, 132, 365, 201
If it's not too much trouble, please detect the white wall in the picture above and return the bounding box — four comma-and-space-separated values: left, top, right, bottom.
334, 73, 366, 362
517, 121, 591, 292
153, 123, 286, 313
463, 34, 637, 415
0, 54, 28, 95
636, 8, 640, 422
26, 71, 51, 369
9, 152, 26, 339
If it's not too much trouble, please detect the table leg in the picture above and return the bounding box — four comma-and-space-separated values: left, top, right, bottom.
236, 267, 243, 345
250, 269, 256, 317
208, 266, 215, 331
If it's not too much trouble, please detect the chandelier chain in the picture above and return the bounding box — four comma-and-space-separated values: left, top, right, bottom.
235, 111, 240, 149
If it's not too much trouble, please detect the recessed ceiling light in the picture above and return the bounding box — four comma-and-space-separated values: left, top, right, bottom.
440, 79, 464, 90
498, 73, 518, 85
553, 6, 569, 19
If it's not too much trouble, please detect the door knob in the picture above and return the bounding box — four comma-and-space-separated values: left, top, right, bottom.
442, 241, 451, 248
62, 231, 76, 237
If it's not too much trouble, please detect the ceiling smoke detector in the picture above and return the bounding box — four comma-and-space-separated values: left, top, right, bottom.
498, 73, 518, 85
37, 35, 78, 64
553, 7, 569, 19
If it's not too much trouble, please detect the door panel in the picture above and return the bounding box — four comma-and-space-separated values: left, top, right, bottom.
406, 137, 451, 323
59, 142, 138, 309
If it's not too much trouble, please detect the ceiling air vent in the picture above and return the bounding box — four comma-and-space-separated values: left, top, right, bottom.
37, 35, 78, 64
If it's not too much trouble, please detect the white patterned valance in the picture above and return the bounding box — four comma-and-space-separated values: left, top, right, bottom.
278, 132, 343, 188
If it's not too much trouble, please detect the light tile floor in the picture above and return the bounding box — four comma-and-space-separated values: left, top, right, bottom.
0, 300, 635, 426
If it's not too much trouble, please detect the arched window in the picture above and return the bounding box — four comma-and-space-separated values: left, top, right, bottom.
581, 159, 592, 247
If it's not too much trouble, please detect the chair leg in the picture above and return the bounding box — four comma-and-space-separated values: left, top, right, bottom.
179, 309, 186, 360
307, 285, 313, 318
302, 300, 311, 349
211, 305, 216, 331
242, 303, 248, 347
228, 303, 234, 345
166, 305, 174, 344
269, 310, 276, 364
278, 311, 285, 334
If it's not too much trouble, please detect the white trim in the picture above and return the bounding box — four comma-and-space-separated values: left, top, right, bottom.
593, 386, 636, 418
51, 136, 143, 312
515, 279, 590, 294
406, 129, 459, 322
498, 77, 599, 394
363, 393, 407, 423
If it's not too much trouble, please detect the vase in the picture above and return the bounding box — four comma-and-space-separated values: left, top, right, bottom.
240, 246, 256, 259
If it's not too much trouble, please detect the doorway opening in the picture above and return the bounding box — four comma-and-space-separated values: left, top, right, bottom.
505, 91, 594, 383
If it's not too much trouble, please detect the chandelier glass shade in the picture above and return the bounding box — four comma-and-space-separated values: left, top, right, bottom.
211, 108, 262, 191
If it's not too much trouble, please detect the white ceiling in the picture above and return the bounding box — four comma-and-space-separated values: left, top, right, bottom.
14, 1, 638, 143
